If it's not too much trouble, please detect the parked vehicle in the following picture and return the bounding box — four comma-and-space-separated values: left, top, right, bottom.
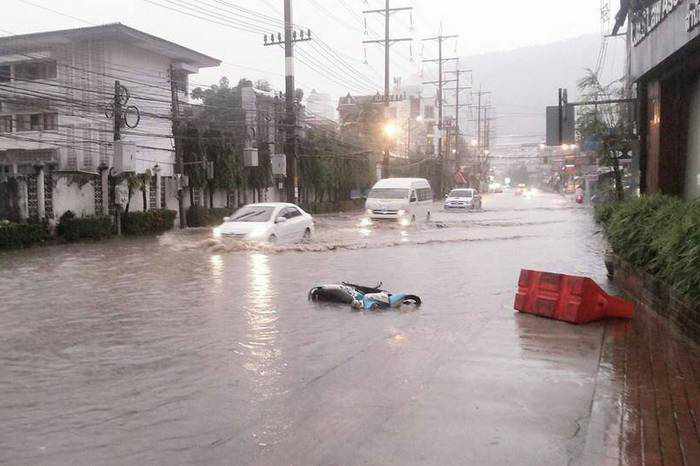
212, 203, 314, 244
444, 188, 482, 210
364, 178, 433, 224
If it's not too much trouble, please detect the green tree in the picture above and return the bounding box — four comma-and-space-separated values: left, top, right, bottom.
576, 69, 635, 201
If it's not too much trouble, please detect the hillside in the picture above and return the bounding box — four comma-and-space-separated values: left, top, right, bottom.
455, 34, 625, 144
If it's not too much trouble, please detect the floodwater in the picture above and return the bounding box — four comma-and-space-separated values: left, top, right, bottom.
1, 192, 616, 465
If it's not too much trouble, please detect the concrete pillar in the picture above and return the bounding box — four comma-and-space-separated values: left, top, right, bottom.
36, 166, 45, 220
17, 177, 28, 222
154, 166, 162, 209
101, 167, 109, 216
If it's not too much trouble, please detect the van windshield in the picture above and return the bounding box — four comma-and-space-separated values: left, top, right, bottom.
367, 188, 409, 200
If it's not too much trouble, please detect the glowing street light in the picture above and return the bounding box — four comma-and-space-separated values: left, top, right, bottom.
383, 121, 399, 138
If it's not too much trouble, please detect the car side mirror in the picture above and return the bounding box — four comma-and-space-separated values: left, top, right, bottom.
275, 217, 287, 223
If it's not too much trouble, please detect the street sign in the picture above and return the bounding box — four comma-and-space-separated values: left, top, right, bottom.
546, 104, 575, 146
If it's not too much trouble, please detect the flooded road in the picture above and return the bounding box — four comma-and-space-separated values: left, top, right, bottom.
1, 192, 615, 465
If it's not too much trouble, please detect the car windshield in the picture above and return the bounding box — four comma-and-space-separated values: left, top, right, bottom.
450, 190, 473, 198
228, 206, 275, 222
367, 188, 409, 199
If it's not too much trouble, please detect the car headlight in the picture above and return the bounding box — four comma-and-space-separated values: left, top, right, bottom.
397, 209, 406, 216
212, 227, 222, 238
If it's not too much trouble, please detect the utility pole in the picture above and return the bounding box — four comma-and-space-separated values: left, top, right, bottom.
444, 67, 472, 160
422, 30, 458, 194
169, 65, 187, 228
362, 1, 412, 179
263, 2, 311, 203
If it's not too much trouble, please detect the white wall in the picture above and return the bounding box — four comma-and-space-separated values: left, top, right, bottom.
52, 176, 95, 219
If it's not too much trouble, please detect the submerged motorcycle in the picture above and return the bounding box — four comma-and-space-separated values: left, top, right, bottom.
308, 282, 422, 311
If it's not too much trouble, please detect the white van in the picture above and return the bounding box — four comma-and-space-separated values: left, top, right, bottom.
365, 178, 433, 223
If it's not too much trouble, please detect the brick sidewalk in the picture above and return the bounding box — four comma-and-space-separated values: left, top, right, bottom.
579, 308, 700, 465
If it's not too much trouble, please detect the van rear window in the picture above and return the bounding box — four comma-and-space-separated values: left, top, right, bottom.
368, 188, 409, 199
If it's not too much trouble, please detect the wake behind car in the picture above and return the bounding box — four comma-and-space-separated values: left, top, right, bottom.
444, 188, 482, 210
212, 203, 314, 244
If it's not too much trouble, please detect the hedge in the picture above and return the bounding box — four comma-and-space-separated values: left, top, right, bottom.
595, 195, 700, 300
186, 206, 232, 227
122, 209, 177, 235
58, 211, 113, 241
0, 220, 50, 250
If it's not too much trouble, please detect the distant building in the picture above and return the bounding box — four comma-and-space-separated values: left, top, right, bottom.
305, 89, 335, 122
614, 0, 700, 200
0, 23, 220, 223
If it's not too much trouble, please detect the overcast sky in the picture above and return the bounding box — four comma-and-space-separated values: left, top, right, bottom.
2, 0, 609, 99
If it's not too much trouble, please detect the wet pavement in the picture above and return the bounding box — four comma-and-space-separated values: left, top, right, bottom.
0, 192, 697, 465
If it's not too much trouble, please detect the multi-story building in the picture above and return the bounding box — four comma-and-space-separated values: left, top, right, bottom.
305, 88, 335, 123
0, 23, 219, 223
614, 0, 700, 200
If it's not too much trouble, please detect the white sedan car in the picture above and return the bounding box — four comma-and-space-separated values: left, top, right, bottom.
212, 203, 314, 244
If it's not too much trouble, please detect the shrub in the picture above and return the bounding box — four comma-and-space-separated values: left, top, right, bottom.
122, 209, 176, 235
58, 211, 113, 241
186, 206, 232, 227
0, 220, 50, 250
597, 195, 700, 300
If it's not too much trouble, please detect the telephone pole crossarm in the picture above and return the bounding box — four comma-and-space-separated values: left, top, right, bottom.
362, 6, 412, 13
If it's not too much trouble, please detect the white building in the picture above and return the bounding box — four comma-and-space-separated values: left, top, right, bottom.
0, 23, 220, 223
305, 88, 335, 122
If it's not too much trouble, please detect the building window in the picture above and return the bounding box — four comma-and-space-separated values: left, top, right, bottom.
14, 60, 57, 81
43, 113, 57, 131
0, 65, 10, 82
0, 115, 12, 133
30, 114, 42, 131
16, 114, 31, 132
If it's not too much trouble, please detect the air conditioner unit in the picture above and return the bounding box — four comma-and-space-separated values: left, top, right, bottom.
113, 141, 136, 173
271, 153, 286, 177
243, 147, 259, 167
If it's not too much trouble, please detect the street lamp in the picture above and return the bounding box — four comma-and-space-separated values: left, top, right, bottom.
383, 121, 399, 138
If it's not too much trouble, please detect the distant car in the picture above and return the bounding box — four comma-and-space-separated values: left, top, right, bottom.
444, 188, 482, 211
212, 203, 314, 244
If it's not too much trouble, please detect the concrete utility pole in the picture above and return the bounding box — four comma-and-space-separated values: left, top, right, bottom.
444, 66, 473, 159
362, 1, 412, 179
263, 2, 311, 203
169, 65, 186, 228
422, 31, 458, 194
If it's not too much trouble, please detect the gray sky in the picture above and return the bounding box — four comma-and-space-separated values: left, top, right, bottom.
2, 0, 608, 99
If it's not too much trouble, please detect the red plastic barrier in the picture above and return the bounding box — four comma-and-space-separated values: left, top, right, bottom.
514, 269, 634, 324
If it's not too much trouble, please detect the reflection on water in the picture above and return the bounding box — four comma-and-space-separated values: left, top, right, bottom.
243, 253, 281, 398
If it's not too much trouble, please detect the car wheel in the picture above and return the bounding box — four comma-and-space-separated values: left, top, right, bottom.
302, 228, 312, 243
268, 234, 277, 244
